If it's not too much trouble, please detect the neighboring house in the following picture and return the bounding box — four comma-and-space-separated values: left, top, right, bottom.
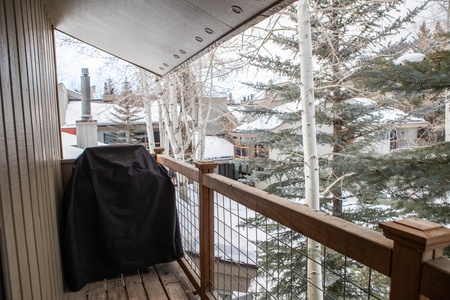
59, 83, 160, 146
205, 97, 239, 136
230, 99, 429, 181
231, 102, 303, 161
347, 98, 429, 154
232, 99, 429, 157
60, 84, 238, 150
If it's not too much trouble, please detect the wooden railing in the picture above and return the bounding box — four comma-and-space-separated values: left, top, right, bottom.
153, 151, 450, 300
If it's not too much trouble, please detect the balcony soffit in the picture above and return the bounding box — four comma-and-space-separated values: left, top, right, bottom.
45, 0, 296, 77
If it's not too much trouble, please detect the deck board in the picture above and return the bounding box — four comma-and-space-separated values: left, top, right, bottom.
106, 277, 127, 300
67, 285, 87, 300
64, 262, 197, 300
155, 263, 193, 300
124, 273, 147, 300
141, 267, 168, 299
87, 280, 107, 300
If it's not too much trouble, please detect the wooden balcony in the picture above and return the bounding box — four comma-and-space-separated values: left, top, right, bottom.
65, 262, 196, 300
61, 152, 450, 299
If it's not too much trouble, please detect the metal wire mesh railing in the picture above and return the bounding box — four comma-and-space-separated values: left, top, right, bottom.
165, 163, 390, 299
155, 154, 450, 300
169, 170, 202, 280
209, 192, 390, 300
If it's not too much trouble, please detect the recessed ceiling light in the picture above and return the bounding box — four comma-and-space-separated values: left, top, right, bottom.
205, 28, 214, 34
174, 54, 180, 59
180, 49, 186, 54
163, 63, 169, 67
195, 36, 203, 42
231, 5, 243, 13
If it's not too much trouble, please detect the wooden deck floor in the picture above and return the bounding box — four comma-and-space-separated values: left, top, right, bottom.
64, 261, 198, 300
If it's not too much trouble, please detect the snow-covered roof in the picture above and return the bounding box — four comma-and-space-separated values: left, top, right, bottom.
349, 98, 428, 125
227, 105, 247, 124
232, 98, 427, 133
63, 100, 159, 128
203, 136, 234, 160
234, 102, 301, 132
61, 132, 106, 159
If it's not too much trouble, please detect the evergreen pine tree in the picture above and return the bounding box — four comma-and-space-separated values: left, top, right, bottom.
351, 24, 450, 224
109, 80, 145, 144
238, 0, 427, 216
233, 2, 428, 298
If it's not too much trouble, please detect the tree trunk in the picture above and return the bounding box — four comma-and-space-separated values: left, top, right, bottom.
446, 0, 450, 142
155, 77, 169, 155
157, 76, 184, 159
298, 1, 323, 299
139, 70, 155, 152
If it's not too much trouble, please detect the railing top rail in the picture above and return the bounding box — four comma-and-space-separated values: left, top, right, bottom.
421, 257, 450, 299
156, 155, 199, 181
204, 172, 393, 276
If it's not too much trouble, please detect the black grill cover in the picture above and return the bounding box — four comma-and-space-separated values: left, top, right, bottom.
61, 145, 183, 291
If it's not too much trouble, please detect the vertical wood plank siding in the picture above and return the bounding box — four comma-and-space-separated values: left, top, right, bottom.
0, 0, 64, 299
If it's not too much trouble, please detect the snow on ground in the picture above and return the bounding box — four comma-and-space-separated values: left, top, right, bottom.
177, 184, 258, 266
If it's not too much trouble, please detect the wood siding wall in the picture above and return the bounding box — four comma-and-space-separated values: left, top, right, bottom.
0, 0, 64, 299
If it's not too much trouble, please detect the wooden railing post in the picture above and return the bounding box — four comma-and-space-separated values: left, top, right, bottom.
194, 161, 218, 299
153, 147, 165, 155
152, 147, 164, 160
380, 217, 450, 300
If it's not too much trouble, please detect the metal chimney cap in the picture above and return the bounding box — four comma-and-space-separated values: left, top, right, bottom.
81, 68, 89, 76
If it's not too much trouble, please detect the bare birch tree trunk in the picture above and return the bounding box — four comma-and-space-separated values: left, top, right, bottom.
446, 1, 450, 142
144, 100, 155, 152
139, 70, 155, 152
161, 75, 184, 160
155, 77, 169, 155
195, 54, 214, 161
298, 1, 323, 299
195, 58, 205, 161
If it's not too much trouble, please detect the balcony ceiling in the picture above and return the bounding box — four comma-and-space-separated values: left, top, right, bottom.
45, 0, 295, 77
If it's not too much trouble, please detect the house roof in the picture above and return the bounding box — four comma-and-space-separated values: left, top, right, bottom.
349, 98, 429, 127
45, 0, 295, 77
203, 136, 234, 160
63, 100, 159, 128
233, 99, 428, 132
234, 102, 301, 132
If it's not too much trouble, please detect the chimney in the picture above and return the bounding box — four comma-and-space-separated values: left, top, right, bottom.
80, 68, 91, 121
76, 68, 98, 148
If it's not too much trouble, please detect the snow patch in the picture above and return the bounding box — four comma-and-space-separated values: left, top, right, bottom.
394, 52, 425, 65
